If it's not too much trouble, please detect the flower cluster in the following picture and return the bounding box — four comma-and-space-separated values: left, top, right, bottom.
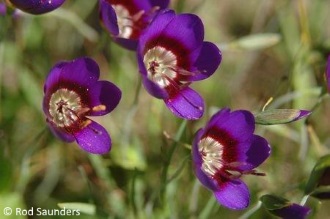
8, 0, 317, 216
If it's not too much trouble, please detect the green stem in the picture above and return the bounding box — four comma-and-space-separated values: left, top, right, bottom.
130, 168, 138, 217
305, 92, 329, 124
238, 201, 262, 219
198, 194, 217, 219
160, 120, 187, 203
121, 77, 142, 150
300, 194, 310, 206
132, 77, 142, 106
175, 0, 186, 13
166, 154, 190, 184
189, 180, 201, 218
41, 8, 99, 42
16, 128, 47, 192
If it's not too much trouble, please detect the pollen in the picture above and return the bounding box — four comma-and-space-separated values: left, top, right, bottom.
198, 136, 224, 177
49, 88, 84, 127
92, 105, 106, 112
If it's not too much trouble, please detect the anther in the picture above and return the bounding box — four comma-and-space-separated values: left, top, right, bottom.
92, 105, 106, 112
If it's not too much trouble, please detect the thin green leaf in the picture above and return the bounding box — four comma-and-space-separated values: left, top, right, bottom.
167, 154, 190, 184
305, 155, 330, 195
232, 33, 281, 50
310, 185, 330, 200
254, 109, 310, 125
19, 70, 43, 113
260, 194, 290, 210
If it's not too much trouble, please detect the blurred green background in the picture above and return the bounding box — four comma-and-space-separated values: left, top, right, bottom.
1, 0, 330, 218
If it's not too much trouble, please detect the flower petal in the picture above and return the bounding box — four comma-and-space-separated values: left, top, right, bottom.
44, 57, 100, 91
88, 81, 122, 116
60, 57, 100, 87
0, 3, 7, 15
191, 129, 217, 191
141, 11, 204, 66
164, 87, 204, 120
214, 179, 250, 210
9, 0, 65, 14
74, 120, 111, 154
46, 120, 75, 142
271, 203, 311, 219
149, 0, 170, 8
192, 129, 219, 191
239, 135, 271, 170
141, 75, 169, 99
99, 0, 119, 36
208, 110, 255, 143
137, 45, 148, 76
138, 9, 176, 51
206, 108, 232, 129
192, 129, 204, 165
43, 61, 67, 93
294, 110, 311, 121
158, 13, 204, 55
195, 166, 219, 192
115, 37, 138, 51
190, 42, 222, 81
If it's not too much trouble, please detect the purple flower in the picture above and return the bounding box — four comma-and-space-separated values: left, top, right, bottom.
99, 0, 170, 50
326, 55, 330, 93
137, 10, 222, 120
0, 3, 20, 18
0, 3, 6, 16
270, 203, 311, 219
9, 0, 65, 15
43, 57, 121, 154
192, 108, 271, 210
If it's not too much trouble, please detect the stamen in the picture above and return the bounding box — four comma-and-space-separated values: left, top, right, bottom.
112, 4, 133, 38
198, 136, 224, 176
223, 162, 266, 179
144, 46, 178, 88
144, 46, 205, 89
131, 10, 145, 22
80, 119, 92, 129
92, 105, 106, 112
112, 5, 153, 39
243, 169, 266, 176
77, 119, 102, 135
149, 6, 160, 14
49, 88, 87, 128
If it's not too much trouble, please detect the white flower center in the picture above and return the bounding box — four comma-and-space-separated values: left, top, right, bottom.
49, 88, 84, 127
198, 136, 224, 177
144, 46, 178, 88
113, 5, 134, 38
